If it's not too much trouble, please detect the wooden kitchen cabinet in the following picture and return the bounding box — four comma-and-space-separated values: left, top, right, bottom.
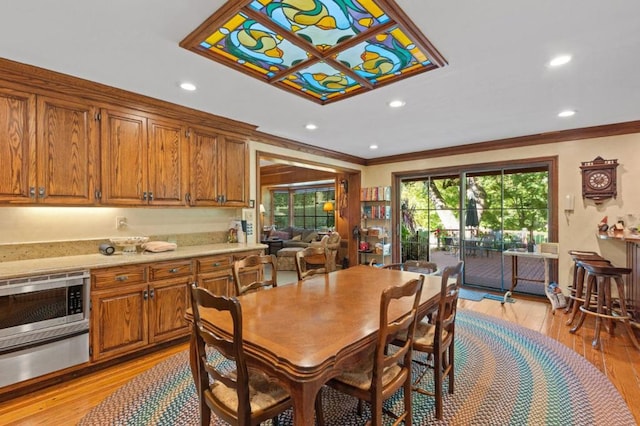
0, 86, 35, 203
147, 260, 191, 343
90, 260, 191, 362
36, 95, 100, 204
218, 135, 249, 207
195, 253, 233, 295
100, 107, 188, 206
187, 125, 249, 207
0, 88, 99, 204
194, 250, 262, 296
91, 282, 149, 361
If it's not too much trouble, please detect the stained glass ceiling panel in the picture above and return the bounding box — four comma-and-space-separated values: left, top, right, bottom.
180, 0, 447, 105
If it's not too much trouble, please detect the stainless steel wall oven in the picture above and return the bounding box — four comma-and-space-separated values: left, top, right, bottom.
0, 270, 90, 387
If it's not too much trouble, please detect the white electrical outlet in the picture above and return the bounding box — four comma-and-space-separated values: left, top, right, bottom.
116, 216, 127, 230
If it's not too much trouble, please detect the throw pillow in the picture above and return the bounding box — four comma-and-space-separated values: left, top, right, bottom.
304, 232, 318, 243
292, 235, 302, 241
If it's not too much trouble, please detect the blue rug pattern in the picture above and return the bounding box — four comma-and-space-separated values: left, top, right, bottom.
79, 310, 635, 425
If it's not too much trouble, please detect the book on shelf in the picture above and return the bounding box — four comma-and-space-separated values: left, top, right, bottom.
360, 186, 391, 201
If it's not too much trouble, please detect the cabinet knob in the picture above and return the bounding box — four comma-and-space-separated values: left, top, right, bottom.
169, 268, 179, 273
212, 262, 221, 267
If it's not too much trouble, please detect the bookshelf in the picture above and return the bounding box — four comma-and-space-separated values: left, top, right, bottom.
359, 186, 391, 266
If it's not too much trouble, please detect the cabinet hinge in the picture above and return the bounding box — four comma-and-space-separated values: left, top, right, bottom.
89, 346, 93, 357
94, 112, 101, 121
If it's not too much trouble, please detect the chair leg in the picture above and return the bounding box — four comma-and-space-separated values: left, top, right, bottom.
592, 276, 605, 348
566, 266, 585, 325
200, 402, 211, 426
448, 344, 455, 394
434, 352, 444, 420
404, 374, 413, 426
614, 277, 640, 351
570, 273, 595, 334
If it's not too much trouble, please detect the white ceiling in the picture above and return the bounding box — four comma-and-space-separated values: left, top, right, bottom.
1, 1, 638, 160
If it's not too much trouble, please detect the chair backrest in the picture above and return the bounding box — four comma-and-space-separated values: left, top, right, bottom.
373, 275, 424, 402
323, 231, 341, 272
434, 261, 464, 342
295, 246, 328, 280
189, 284, 252, 423
232, 254, 277, 295
381, 260, 438, 274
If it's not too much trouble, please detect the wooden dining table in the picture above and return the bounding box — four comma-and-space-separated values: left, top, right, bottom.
186, 264, 444, 426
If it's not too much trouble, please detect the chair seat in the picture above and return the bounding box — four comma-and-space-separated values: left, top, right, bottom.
395, 319, 449, 348
333, 351, 402, 391
211, 369, 289, 412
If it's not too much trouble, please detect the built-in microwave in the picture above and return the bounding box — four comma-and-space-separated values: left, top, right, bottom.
0, 270, 90, 387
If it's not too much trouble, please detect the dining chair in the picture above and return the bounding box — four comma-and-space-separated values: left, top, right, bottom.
295, 246, 329, 280
189, 283, 292, 425
403, 261, 464, 420
232, 254, 278, 296
323, 275, 425, 426
381, 260, 438, 275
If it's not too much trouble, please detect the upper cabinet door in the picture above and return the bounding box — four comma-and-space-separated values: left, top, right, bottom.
0, 87, 36, 203
147, 117, 188, 206
218, 135, 248, 207
100, 107, 148, 205
37, 96, 99, 205
187, 126, 220, 206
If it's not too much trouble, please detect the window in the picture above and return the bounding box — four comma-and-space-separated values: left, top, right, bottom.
396, 158, 557, 295
270, 186, 335, 229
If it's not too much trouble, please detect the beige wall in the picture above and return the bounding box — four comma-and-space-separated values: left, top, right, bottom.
362, 132, 640, 289
1, 133, 636, 289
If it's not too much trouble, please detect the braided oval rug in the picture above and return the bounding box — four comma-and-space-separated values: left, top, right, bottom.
79, 310, 635, 425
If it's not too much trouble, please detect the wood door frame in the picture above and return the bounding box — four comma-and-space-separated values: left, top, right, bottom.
256, 151, 361, 268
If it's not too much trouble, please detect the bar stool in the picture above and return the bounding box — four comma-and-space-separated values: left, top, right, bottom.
565, 250, 608, 326
569, 261, 640, 350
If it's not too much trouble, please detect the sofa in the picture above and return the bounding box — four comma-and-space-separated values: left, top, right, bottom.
268, 226, 319, 248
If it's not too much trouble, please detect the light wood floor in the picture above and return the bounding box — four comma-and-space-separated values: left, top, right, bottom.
0, 295, 638, 425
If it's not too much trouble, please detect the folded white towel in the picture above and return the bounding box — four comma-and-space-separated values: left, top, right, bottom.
141, 241, 177, 252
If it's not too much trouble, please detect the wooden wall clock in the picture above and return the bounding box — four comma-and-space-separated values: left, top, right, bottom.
580, 156, 618, 204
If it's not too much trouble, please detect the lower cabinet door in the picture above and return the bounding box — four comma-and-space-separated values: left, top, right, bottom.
91, 284, 149, 362
198, 270, 233, 296
148, 277, 190, 343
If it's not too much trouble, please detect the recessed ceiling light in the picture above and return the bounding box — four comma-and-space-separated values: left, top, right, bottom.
369, 144, 379, 150
388, 100, 406, 108
549, 55, 572, 67
305, 123, 318, 130
558, 110, 576, 118
180, 82, 197, 91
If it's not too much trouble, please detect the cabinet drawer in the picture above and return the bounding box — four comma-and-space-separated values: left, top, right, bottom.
234, 250, 263, 260
92, 264, 147, 289
196, 254, 233, 274
148, 259, 193, 281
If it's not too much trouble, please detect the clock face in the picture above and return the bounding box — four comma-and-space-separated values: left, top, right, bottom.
587, 171, 611, 189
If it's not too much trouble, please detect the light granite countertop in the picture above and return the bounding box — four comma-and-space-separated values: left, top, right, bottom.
0, 243, 267, 280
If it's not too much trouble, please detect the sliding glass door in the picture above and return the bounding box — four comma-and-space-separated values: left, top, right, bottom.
399, 162, 552, 295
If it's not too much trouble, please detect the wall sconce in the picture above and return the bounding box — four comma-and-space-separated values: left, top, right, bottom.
259, 204, 266, 214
